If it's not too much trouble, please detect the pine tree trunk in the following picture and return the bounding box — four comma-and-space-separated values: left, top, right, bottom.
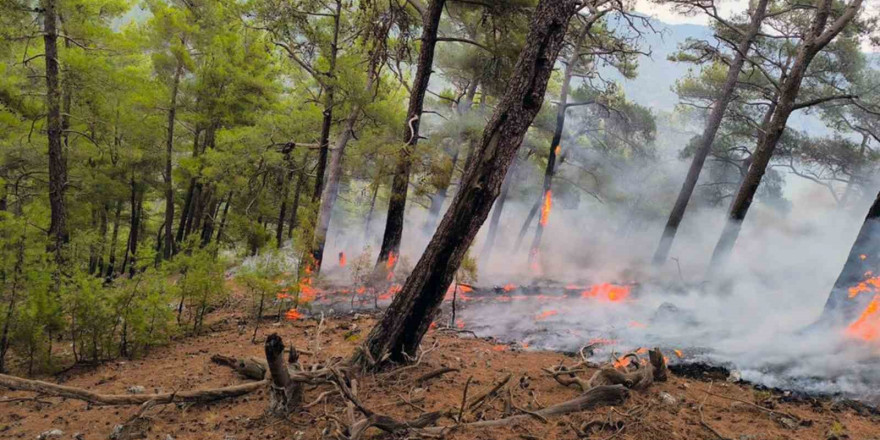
707, 0, 862, 271
480, 158, 517, 264
176, 128, 202, 246
215, 192, 233, 246
105, 201, 122, 281
164, 62, 183, 259
364, 179, 380, 239
288, 155, 307, 239
818, 190, 880, 325
312, 0, 342, 201
43, 0, 68, 261
651, 0, 769, 266
376, 0, 446, 268
276, 148, 295, 248
353, 0, 578, 367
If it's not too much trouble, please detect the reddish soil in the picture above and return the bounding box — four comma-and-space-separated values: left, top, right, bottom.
2, 312, 879, 440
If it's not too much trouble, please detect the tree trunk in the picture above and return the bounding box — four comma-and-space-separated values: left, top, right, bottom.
817, 190, 880, 326
363, 179, 380, 240
353, 0, 578, 367
105, 201, 122, 281
288, 155, 307, 239
376, 0, 446, 269
176, 128, 202, 247
707, 0, 862, 271
651, 0, 770, 266
514, 196, 541, 252
0, 234, 25, 373
122, 180, 144, 277
216, 192, 233, 247
43, 0, 68, 261
200, 192, 220, 246
480, 158, 517, 264
276, 148, 295, 248
164, 62, 183, 259
312, 0, 342, 201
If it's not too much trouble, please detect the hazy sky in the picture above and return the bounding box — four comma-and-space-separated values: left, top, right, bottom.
633, 0, 879, 52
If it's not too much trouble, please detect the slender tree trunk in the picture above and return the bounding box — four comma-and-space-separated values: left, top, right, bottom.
93, 203, 109, 275
176, 128, 202, 246
122, 180, 144, 277
215, 192, 233, 247
105, 201, 122, 281
364, 180, 380, 239
353, 0, 578, 366
0, 234, 25, 373
276, 149, 295, 248
164, 63, 183, 259
818, 190, 880, 325
839, 133, 869, 208
481, 158, 517, 264
200, 193, 219, 246
43, 0, 68, 261
707, 0, 862, 271
652, 0, 770, 266
288, 155, 307, 239
376, 0, 446, 268
423, 148, 458, 234
312, 0, 342, 201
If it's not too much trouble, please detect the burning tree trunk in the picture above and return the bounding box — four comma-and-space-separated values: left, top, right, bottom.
651, 0, 770, 266
352, 0, 579, 367
376, 0, 446, 269
527, 10, 603, 264
707, 0, 863, 271
818, 190, 880, 326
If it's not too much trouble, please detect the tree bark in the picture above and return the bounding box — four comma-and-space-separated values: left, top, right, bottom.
818, 190, 880, 325
288, 155, 307, 239
43, 0, 68, 260
176, 128, 202, 246
215, 192, 233, 247
104, 201, 122, 281
353, 0, 578, 366
707, 0, 863, 271
312, 0, 342, 201
651, 0, 770, 266
163, 62, 183, 259
376, 0, 446, 268
276, 147, 295, 248
264, 333, 302, 415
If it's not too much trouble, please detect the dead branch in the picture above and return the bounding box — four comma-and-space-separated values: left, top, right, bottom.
467, 373, 512, 411
414, 367, 459, 385
0, 373, 267, 406
210, 354, 267, 380
423, 385, 629, 434
265, 333, 303, 415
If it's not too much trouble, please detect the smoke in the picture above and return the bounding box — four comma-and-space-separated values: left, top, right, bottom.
306, 105, 880, 404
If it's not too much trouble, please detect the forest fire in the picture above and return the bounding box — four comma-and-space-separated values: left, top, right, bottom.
847, 295, 879, 342
338, 251, 346, 267
540, 189, 552, 226
580, 282, 632, 302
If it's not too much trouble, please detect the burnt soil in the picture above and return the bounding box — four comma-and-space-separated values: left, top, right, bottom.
2, 306, 879, 439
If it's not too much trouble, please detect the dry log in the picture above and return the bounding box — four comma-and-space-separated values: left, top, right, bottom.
589, 348, 667, 390
265, 333, 303, 416
0, 373, 266, 406
414, 367, 459, 385
210, 354, 267, 380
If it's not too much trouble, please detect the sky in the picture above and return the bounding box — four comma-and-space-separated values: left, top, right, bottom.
633, 0, 879, 52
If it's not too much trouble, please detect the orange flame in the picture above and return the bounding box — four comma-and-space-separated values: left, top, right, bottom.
674, 349, 683, 358
285, 309, 302, 321
458, 284, 473, 293
860, 254, 867, 260
386, 251, 397, 270
276, 293, 291, 300
580, 283, 632, 302
339, 252, 346, 267
613, 357, 630, 369
492, 345, 508, 352
456, 321, 465, 329
378, 284, 402, 300
356, 286, 366, 294
502, 283, 516, 292
539, 190, 552, 227
535, 310, 558, 320
846, 294, 879, 342
554, 145, 561, 156
848, 274, 880, 298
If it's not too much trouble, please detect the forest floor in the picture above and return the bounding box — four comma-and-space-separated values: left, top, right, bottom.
2, 300, 880, 440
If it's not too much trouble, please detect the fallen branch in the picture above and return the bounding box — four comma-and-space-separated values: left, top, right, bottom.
0, 373, 266, 406
467, 373, 512, 411
423, 385, 629, 434
210, 354, 267, 380
414, 367, 459, 385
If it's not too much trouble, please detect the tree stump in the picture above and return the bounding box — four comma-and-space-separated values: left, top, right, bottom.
264, 333, 302, 416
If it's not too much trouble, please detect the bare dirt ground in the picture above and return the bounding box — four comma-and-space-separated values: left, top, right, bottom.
2, 309, 879, 440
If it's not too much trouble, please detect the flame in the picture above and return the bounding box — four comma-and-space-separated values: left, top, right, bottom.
635, 347, 648, 354
429, 322, 437, 330
378, 284, 402, 300
860, 254, 867, 260
298, 265, 317, 302
554, 145, 561, 156
674, 349, 683, 358
458, 284, 473, 293
848, 274, 880, 298
589, 338, 618, 345
339, 252, 346, 267
580, 283, 632, 302
284, 309, 302, 321
535, 310, 558, 320
846, 294, 879, 342
276, 293, 291, 300
521, 342, 530, 349
613, 356, 630, 369
539, 190, 552, 226
628, 320, 647, 329
356, 286, 366, 294
386, 251, 397, 270
456, 321, 465, 329
492, 345, 508, 352
502, 283, 516, 292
